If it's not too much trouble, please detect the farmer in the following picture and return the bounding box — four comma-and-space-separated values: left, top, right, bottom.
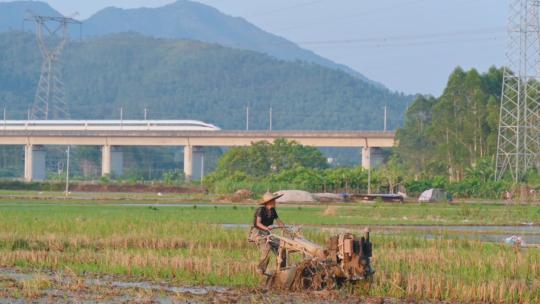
249, 191, 286, 276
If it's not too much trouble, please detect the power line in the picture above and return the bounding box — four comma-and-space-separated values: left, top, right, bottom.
272, 0, 430, 32
305, 36, 503, 49
297, 27, 505, 46
246, 0, 326, 18
225, 27, 504, 49
270, 0, 484, 33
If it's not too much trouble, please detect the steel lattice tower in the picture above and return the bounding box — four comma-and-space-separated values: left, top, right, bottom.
26, 14, 80, 120
496, 0, 540, 182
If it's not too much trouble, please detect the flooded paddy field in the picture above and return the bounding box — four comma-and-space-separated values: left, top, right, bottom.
0, 267, 438, 304
224, 223, 540, 246
0, 267, 232, 304
321, 224, 540, 246
0, 196, 538, 303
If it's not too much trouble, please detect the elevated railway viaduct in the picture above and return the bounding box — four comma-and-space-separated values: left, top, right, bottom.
0, 120, 396, 181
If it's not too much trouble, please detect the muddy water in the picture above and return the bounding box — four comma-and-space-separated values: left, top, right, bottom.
223, 223, 540, 245
0, 267, 229, 304
87, 279, 228, 295
369, 225, 540, 245
0, 267, 407, 304
332, 225, 540, 245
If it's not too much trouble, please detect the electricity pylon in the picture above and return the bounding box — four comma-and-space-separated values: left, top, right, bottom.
26, 14, 80, 120
496, 0, 540, 182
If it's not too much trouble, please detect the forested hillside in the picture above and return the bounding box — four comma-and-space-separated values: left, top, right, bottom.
0, 31, 410, 130
0, 0, 380, 86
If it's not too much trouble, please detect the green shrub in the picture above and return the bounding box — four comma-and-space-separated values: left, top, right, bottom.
162, 171, 183, 185
11, 239, 30, 251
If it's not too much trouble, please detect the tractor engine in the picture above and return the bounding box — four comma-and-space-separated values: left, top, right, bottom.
326, 231, 373, 282
265, 227, 374, 291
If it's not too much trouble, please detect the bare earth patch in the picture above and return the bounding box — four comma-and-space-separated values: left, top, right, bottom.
0, 267, 451, 304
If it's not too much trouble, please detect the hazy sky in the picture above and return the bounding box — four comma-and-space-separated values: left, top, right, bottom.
6, 0, 507, 95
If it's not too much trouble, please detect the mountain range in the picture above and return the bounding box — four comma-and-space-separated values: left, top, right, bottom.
0, 0, 414, 176
0, 0, 412, 132
0, 0, 381, 87
0, 31, 410, 131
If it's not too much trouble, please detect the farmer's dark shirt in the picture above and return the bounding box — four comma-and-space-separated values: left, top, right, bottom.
253, 206, 279, 228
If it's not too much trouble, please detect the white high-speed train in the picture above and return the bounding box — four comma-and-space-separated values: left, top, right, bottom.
0, 120, 221, 131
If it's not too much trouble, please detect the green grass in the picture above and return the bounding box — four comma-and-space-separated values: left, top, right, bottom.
0, 189, 211, 202
0, 199, 538, 302
1, 196, 539, 226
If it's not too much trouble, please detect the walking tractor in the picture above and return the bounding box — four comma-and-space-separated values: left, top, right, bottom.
264, 226, 374, 291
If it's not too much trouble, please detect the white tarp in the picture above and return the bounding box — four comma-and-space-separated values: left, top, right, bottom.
418, 189, 434, 202
418, 188, 447, 203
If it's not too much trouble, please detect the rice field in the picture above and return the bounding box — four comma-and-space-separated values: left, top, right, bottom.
2, 190, 540, 226
0, 198, 539, 302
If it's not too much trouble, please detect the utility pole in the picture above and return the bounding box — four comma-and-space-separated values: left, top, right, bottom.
495, 0, 540, 182
269, 107, 273, 131
26, 13, 80, 120
65, 146, 70, 197
246, 106, 249, 131
383, 106, 387, 132
144, 107, 148, 120
200, 154, 205, 185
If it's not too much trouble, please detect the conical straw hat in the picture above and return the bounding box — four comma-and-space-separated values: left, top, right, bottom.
259, 191, 283, 205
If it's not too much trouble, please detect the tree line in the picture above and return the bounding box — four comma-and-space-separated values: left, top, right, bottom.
204, 67, 528, 199
396, 66, 502, 182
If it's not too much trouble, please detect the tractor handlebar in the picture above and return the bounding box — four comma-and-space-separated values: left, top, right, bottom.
269, 225, 302, 238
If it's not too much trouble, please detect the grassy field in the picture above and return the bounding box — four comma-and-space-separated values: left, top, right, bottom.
0, 189, 211, 202
1, 191, 539, 225
0, 198, 538, 302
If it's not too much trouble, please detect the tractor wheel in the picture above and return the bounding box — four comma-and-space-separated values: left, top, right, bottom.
293, 261, 328, 291
283, 266, 297, 290
265, 267, 297, 290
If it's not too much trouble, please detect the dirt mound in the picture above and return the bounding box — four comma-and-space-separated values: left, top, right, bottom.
231, 189, 254, 201
276, 190, 316, 203
323, 206, 338, 216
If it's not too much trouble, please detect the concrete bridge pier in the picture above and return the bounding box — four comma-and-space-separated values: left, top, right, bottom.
102, 145, 111, 176
184, 145, 193, 181
184, 146, 205, 181
101, 145, 123, 177
24, 144, 46, 182
192, 147, 204, 181
362, 147, 371, 170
